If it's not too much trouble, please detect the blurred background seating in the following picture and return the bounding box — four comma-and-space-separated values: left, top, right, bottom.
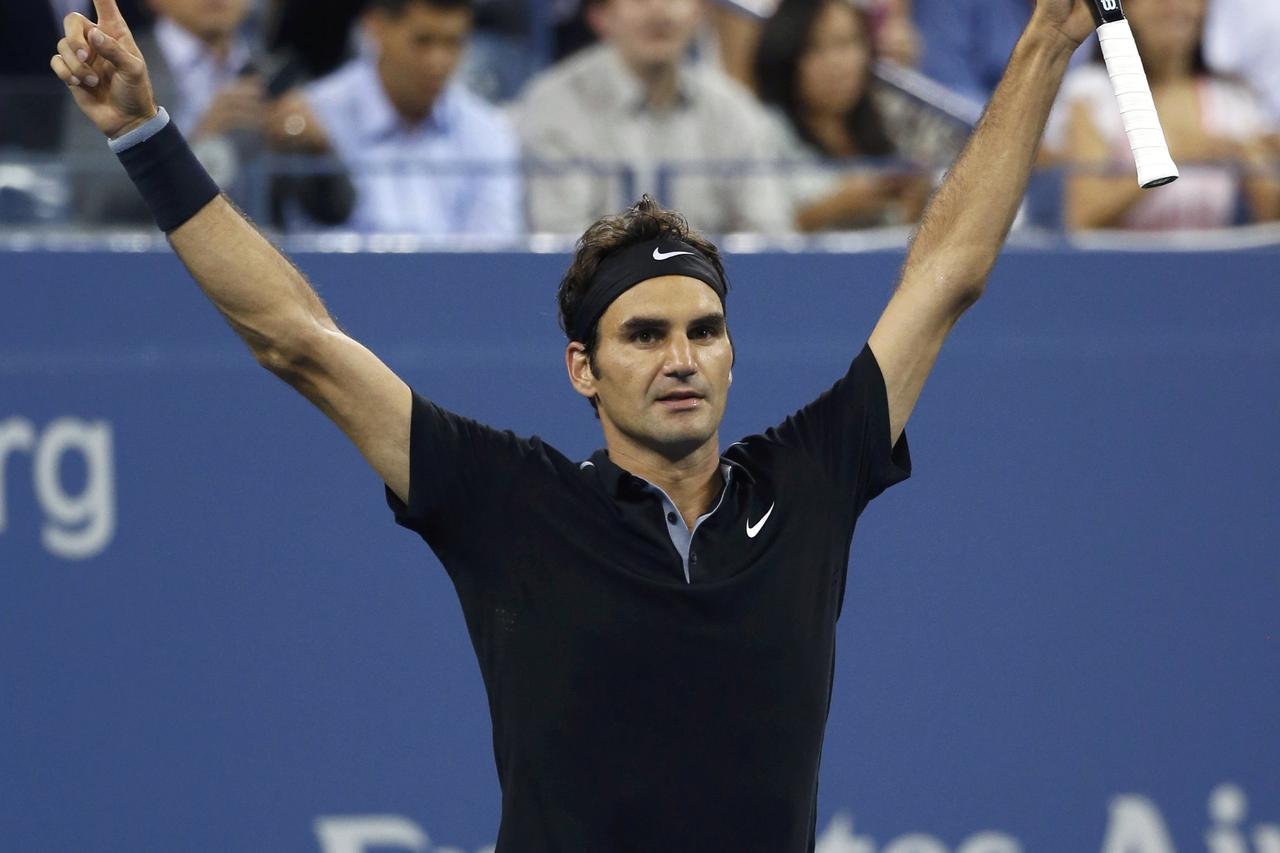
1, 0, 1276, 240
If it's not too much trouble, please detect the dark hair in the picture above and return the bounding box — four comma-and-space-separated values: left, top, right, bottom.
557, 195, 730, 415
754, 0, 893, 157
365, 0, 473, 15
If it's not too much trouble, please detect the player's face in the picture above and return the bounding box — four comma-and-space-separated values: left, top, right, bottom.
797, 1, 873, 119
1125, 0, 1204, 58
578, 276, 733, 457
148, 0, 251, 42
591, 0, 701, 73
367, 3, 472, 114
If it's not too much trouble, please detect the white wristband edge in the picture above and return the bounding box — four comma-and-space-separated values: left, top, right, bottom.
108, 107, 171, 154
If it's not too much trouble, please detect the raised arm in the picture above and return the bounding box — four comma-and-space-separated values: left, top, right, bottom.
52, 0, 412, 502
867, 0, 1095, 446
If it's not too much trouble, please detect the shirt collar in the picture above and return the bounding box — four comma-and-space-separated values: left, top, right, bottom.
154, 16, 252, 77
584, 447, 754, 499
357, 58, 457, 141
599, 44, 694, 114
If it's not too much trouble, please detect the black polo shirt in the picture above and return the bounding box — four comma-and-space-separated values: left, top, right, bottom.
386, 341, 911, 852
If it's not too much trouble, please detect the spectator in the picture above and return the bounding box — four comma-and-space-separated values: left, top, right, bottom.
265, 0, 537, 103
714, 0, 919, 91
269, 0, 522, 237
755, 0, 928, 230
1052, 0, 1279, 230
61, 0, 308, 224
514, 0, 792, 235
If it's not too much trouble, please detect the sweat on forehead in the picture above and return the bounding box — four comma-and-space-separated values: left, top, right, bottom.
568, 239, 727, 343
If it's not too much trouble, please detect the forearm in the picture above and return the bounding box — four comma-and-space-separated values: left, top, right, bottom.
902, 23, 1077, 298
168, 195, 338, 362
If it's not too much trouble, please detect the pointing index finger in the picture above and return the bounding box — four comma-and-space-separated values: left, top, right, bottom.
91, 0, 126, 27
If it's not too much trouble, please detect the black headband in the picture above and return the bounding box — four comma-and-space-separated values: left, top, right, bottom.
569, 239, 727, 343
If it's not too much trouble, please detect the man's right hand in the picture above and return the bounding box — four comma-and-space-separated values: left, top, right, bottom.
50, 0, 157, 139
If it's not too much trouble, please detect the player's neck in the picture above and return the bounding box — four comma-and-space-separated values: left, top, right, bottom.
604, 436, 724, 520
802, 113, 857, 158
619, 54, 681, 110
1145, 53, 1194, 85
183, 25, 235, 62
377, 59, 439, 126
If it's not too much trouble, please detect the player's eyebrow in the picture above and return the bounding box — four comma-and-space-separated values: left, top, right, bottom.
618, 313, 725, 335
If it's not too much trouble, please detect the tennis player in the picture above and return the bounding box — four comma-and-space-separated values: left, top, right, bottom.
53, 0, 1094, 849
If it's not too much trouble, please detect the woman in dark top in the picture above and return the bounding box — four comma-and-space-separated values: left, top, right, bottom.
755, 0, 928, 231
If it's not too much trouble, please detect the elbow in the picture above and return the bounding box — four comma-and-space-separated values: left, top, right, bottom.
253, 344, 300, 379
905, 250, 992, 306
251, 318, 333, 382
955, 281, 985, 311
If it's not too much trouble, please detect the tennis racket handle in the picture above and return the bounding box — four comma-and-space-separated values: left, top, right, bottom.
1096, 20, 1179, 188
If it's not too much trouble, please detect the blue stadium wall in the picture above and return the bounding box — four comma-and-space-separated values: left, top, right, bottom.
2, 248, 1278, 852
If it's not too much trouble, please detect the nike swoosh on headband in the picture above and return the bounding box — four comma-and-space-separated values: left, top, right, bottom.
746, 502, 775, 538
653, 247, 697, 261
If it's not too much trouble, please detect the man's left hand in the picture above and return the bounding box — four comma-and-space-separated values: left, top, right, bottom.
1030, 0, 1097, 49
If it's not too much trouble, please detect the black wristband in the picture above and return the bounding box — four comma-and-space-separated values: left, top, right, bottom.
116, 120, 221, 233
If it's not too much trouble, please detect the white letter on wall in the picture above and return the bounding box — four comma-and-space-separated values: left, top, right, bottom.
883, 834, 949, 853
34, 418, 116, 560
0, 417, 36, 534
314, 815, 430, 853
957, 831, 1022, 853
1100, 794, 1175, 853
814, 811, 876, 853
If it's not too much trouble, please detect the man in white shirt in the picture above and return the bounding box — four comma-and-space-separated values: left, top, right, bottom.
514, 0, 793, 235
266, 0, 523, 237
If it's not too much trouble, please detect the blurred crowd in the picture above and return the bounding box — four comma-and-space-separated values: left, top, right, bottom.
1, 0, 1278, 236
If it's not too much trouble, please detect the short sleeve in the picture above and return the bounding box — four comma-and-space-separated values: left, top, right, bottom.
765, 342, 912, 516
384, 390, 533, 550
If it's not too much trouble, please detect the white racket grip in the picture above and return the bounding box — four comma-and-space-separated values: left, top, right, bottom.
1096, 20, 1179, 188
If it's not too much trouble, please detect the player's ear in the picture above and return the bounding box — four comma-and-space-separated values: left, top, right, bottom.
566, 342, 598, 400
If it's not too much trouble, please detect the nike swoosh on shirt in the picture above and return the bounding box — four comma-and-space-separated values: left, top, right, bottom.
653, 247, 696, 261
746, 502, 775, 538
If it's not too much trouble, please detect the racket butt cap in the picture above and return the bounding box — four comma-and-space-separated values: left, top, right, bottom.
1137, 156, 1179, 189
